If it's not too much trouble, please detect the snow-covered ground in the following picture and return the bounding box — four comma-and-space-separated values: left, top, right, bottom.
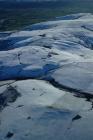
0, 13, 93, 140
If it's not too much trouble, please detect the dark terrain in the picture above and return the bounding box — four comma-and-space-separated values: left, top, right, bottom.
0, 0, 93, 31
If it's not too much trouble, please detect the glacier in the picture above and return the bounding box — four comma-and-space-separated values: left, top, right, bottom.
0, 13, 93, 140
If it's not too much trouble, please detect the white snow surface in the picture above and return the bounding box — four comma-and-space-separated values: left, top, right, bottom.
0, 13, 93, 140
0, 79, 92, 140
0, 13, 93, 94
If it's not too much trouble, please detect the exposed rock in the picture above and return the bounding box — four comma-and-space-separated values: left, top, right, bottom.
72, 115, 82, 122
6, 132, 14, 139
